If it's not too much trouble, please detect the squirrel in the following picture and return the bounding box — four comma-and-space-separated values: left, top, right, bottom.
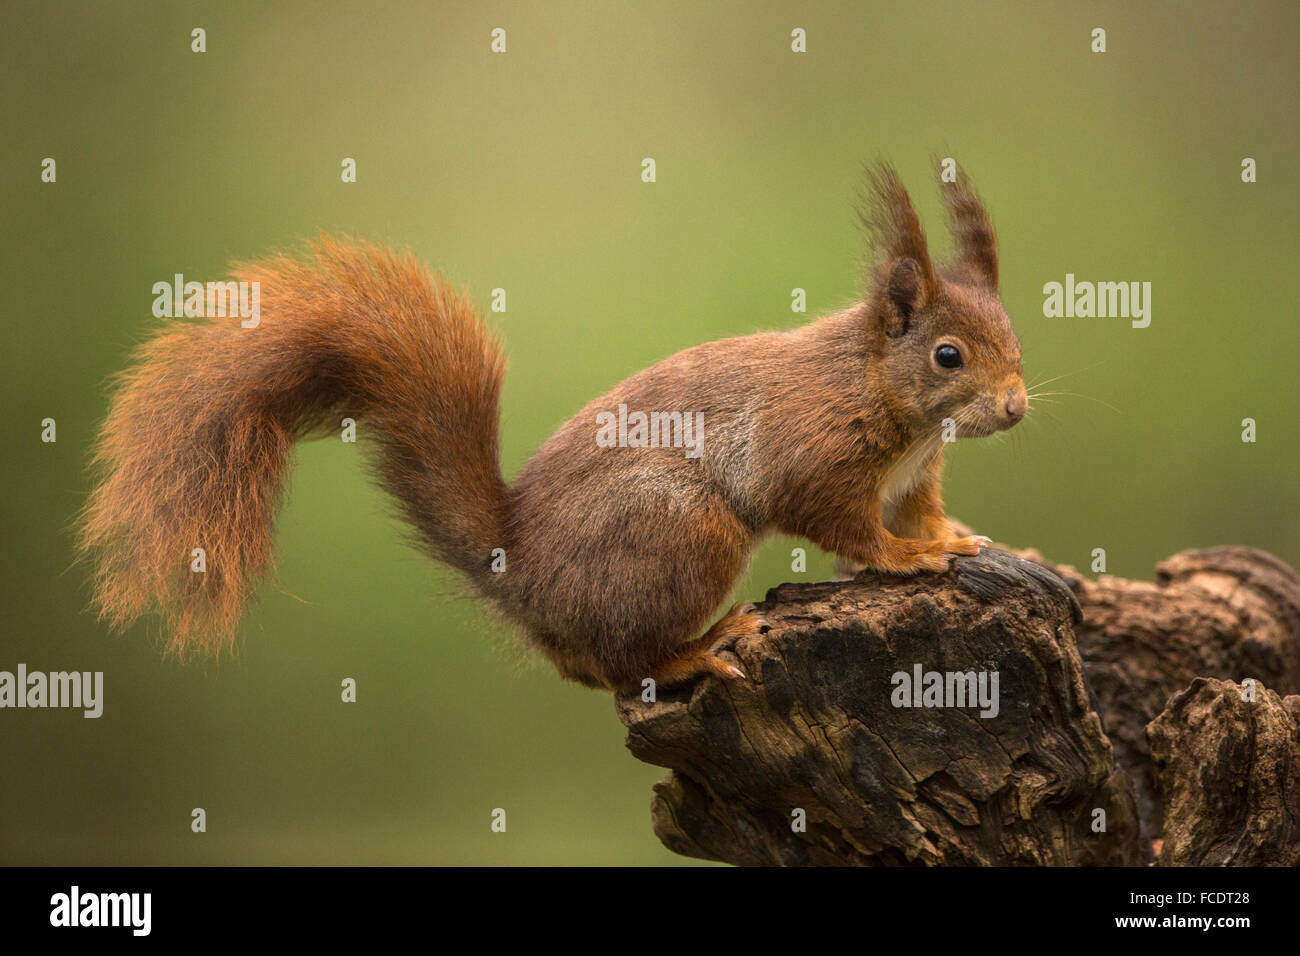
78, 162, 1027, 692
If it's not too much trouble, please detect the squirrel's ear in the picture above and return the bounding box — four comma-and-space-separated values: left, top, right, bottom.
859, 163, 937, 330
939, 164, 999, 290
882, 257, 930, 335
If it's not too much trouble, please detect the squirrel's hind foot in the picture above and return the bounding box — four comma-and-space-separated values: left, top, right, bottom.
648, 602, 768, 688
705, 602, 769, 652
651, 651, 747, 687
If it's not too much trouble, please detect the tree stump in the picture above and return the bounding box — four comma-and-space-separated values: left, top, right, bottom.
1148, 678, 1300, 866
615, 544, 1300, 866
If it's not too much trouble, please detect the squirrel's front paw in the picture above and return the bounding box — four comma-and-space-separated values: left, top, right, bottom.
896, 535, 990, 574
864, 534, 993, 575
944, 534, 991, 557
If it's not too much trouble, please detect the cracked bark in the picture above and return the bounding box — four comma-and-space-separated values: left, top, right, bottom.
1148, 677, 1300, 865
615, 543, 1300, 866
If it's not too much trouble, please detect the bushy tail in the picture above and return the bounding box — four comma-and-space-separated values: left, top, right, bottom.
78, 238, 509, 655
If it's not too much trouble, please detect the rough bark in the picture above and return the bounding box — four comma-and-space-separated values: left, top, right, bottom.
1148, 678, 1300, 866
1024, 546, 1300, 840
615, 543, 1300, 867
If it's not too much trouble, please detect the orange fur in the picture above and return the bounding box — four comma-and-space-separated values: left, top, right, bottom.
78, 238, 507, 656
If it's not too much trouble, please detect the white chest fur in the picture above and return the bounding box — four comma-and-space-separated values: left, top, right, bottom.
880, 444, 936, 522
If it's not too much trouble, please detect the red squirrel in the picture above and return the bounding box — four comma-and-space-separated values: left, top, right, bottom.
79, 163, 1027, 691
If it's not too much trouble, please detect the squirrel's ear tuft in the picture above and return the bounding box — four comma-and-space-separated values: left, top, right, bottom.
859, 164, 936, 279
859, 162, 937, 326
939, 163, 999, 290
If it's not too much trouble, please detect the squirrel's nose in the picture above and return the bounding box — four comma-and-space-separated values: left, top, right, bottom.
1004, 387, 1027, 422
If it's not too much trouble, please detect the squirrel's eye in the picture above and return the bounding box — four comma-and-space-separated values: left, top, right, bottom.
934, 344, 963, 369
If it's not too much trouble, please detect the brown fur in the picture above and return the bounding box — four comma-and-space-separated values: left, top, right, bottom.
79, 164, 1026, 692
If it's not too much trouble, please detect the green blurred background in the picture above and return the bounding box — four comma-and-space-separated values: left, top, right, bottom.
2, 0, 1296, 865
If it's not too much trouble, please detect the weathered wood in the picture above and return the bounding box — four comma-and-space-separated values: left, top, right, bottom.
1027, 546, 1300, 841
615, 543, 1300, 866
1148, 678, 1300, 866
617, 548, 1142, 865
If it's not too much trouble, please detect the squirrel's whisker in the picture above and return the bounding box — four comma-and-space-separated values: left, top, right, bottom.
1027, 390, 1123, 414
1024, 361, 1107, 392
